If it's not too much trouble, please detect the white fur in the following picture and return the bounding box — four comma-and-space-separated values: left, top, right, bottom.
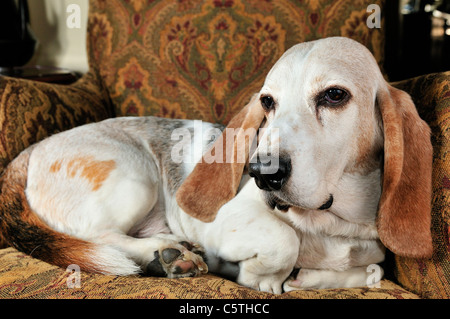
25, 37, 390, 292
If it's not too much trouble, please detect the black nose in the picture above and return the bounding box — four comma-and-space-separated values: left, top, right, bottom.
248, 156, 291, 191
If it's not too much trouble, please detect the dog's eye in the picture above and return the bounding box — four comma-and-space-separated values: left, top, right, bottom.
260, 95, 275, 111
323, 88, 347, 105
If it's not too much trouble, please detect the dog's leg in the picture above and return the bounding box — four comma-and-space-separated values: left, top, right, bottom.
236, 245, 299, 294
192, 182, 299, 294
93, 232, 207, 278
283, 265, 384, 290
282, 235, 385, 290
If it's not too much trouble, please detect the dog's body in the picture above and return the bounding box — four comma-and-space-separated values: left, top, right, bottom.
1, 116, 299, 292
0, 38, 433, 293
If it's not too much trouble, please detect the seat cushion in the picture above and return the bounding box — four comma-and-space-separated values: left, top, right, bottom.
0, 247, 419, 299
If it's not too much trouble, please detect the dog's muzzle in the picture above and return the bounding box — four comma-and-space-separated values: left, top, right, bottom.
249, 155, 334, 211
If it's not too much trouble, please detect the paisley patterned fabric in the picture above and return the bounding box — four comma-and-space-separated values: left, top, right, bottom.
0, 247, 419, 299
0, 72, 113, 174
88, 0, 385, 123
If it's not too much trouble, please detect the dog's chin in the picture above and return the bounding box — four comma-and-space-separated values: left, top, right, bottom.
263, 192, 333, 213
270, 198, 292, 212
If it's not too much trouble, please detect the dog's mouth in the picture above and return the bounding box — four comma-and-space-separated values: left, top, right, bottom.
318, 194, 334, 210
265, 193, 292, 212
270, 198, 292, 212
265, 193, 334, 212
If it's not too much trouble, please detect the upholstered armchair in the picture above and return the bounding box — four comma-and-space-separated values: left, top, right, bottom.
0, 0, 448, 299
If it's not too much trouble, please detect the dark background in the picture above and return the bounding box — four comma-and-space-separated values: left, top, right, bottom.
385, 0, 450, 81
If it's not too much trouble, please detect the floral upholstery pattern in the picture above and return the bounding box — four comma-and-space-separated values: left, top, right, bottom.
0, 247, 419, 299
0, 72, 112, 174
88, 0, 384, 123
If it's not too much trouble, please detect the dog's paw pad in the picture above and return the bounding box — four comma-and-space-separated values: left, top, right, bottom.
162, 248, 182, 264
145, 244, 208, 278
145, 251, 167, 277
162, 248, 196, 274
172, 259, 196, 274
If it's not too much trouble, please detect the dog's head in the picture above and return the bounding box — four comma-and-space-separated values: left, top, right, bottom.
176, 37, 433, 259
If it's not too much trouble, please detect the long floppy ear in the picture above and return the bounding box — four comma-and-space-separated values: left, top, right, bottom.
176, 95, 265, 222
377, 84, 433, 258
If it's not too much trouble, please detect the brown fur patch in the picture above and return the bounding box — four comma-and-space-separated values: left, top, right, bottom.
0, 149, 104, 273
51, 156, 116, 191
49, 159, 63, 173
351, 116, 383, 174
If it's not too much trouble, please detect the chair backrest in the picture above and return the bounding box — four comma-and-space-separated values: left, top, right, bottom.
87, 0, 385, 123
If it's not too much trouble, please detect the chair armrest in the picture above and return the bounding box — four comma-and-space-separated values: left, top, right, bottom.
392, 71, 450, 123
391, 71, 450, 298
0, 71, 114, 173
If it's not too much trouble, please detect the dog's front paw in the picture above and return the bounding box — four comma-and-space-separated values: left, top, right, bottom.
283, 267, 377, 290
283, 268, 312, 291
283, 268, 337, 290
145, 242, 208, 278
238, 270, 288, 294
238, 259, 292, 294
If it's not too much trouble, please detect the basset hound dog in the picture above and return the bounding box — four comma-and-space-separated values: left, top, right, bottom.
0, 37, 433, 293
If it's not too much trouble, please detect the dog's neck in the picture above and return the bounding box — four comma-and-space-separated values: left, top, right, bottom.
281, 165, 382, 240
330, 167, 382, 225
